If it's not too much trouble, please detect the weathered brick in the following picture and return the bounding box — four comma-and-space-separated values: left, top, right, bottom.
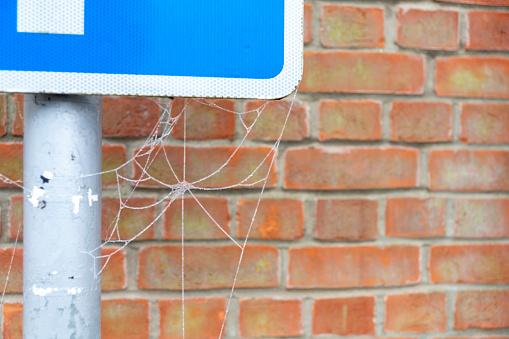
9, 195, 23, 240
436, 0, 509, 6
102, 197, 156, 241
163, 196, 230, 240
0, 248, 22, 293
436, 57, 509, 98
288, 246, 420, 288
455, 290, 509, 330
102, 96, 160, 138
397, 9, 459, 50
239, 299, 302, 338
386, 198, 446, 238
101, 247, 127, 291
11, 94, 23, 137
313, 297, 375, 336
102, 145, 126, 188
304, 3, 312, 44
321, 5, 384, 48
300, 52, 424, 94
102, 299, 149, 339
2, 303, 22, 339
314, 199, 378, 241
385, 293, 447, 333
171, 98, 235, 140
0, 143, 23, 188
430, 244, 509, 283
285, 147, 419, 190
467, 11, 509, 51
455, 198, 509, 238
159, 297, 226, 339
138, 245, 279, 290
133, 145, 277, 189
429, 150, 509, 191
236, 198, 304, 240
460, 103, 509, 144
390, 102, 453, 143
0, 94, 6, 137
243, 100, 309, 141
319, 100, 382, 141
436, 337, 509, 339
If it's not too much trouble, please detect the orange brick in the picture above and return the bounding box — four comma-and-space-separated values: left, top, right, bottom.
0, 94, 6, 137
318, 100, 382, 141
460, 103, 509, 144
0, 143, 23, 188
313, 297, 375, 336
321, 5, 384, 48
171, 98, 235, 140
101, 247, 127, 291
397, 9, 459, 50
102, 145, 126, 188
288, 246, 420, 288
455, 290, 509, 330
436, 57, 509, 98
243, 100, 309, 141
102, 299, 149, 339
429, 150, 509, 191
102, 197, 156, 241
437, 0, 509, 4
133, 145, 277, 189
9, 195, 23, 240
467, 11, 509, 51
385, 293, 446, 333
430, 244, 509, 283
11, 94, 23, 137
0, 248, 22, 293
300, 51, 424, 94
285, 147, 419, 190
138, 245, 279, 290
239, 299, 302, 338
163, 196, 230, 240
304, 3, 312, 44
102, 96, 160, 138
455, 198, 509, 238
159, 297, 226, 339
386, 198, 446, 238
2, 303, 22, 339
236, 198, 304, 240
390, 102, 453, 143
314, 199, 378, 241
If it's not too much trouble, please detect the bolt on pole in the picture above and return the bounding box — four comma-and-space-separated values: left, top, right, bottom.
23, 94, 102, 338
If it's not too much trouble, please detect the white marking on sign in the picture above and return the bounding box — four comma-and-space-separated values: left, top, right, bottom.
28, 186, 45, 207
17, 0, 84, 35
87, 188, 98, 207
72, 195, 83, 214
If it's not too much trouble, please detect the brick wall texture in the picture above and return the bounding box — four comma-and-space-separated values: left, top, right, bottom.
1, 0, 509, 338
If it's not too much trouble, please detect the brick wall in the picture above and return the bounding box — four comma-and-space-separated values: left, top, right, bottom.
1, 0, 509, 338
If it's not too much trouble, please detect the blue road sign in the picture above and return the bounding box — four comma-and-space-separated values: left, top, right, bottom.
0, 0, 303, 99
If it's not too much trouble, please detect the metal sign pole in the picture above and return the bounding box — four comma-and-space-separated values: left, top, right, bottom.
23, 94, 102, 338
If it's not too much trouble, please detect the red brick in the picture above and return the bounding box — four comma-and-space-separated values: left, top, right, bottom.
285, 147, 419, 190
138, 245, 279, 290
102, 299, 149, 339
430, 244, 509, 283
319, 100, 382, 141
101, 247, 127, 291
0, 248, 22, 293
304, 3, 312, 44
436, 0, 509, 6
300, 51, 424, 94
239, 299, 302, 338
385, 293, 447, 333
102, 145, 126, 188
386, 198, 446, 238
467, 11, 509, 51
436, 57, 509, 98
171, 98, 235, 140
455, 198, 509, 238
391, 102, 453, 143
9, 195, 23, 240
397, 9, 459, 50
288, 245, 420, 288
102, 96, 160, 138
0, 94, 6, 137
163, 196, 230, 240
237, 199, 304, 240
437, 337, 509, 339
460, 103, 509, 144
314, 199, 378, 241
2, 303, 22, 339
243, 100, 309, 141
0, 143, 23, 188
133, 145, 277, 189
11, 94, 23, 137
313, 297, 375, 336
102, 197, 156, 241
429, 150, 509, 191
455, 290, 509, 330
159, 297, 226, 339
321, 5, 384, 48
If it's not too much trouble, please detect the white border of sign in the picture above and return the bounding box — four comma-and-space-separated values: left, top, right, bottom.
0, 0, 303, 99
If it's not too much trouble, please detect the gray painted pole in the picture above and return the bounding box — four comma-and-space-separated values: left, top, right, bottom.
23, 94, 102, 338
